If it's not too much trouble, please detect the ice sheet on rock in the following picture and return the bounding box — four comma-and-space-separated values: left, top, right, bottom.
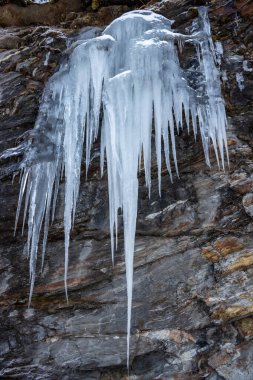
236, 72, 244, 91
13, 34, 114, 304
215, 41, 223, 66
6, 8, 228, 368
221, 70, 228, 83
44, 52, 50, 66
32, 0, 50, 3
243, 60, 252, 72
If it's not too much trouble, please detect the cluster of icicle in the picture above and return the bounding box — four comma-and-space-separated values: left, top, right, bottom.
8, 8, 228, 367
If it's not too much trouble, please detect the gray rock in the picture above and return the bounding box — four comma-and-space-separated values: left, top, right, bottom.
243, 193, 253, 218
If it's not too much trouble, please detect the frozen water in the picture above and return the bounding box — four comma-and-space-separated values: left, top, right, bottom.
243, 60, 252, 72
215, 41, 223, 66
44, 52, 50, 66
236, 72, 245, 91
4, 8, 228, 367
221, 70, 228, 83
32, 0, 50, 3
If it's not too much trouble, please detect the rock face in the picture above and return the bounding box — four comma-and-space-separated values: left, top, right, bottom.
0, 0, 150, 27
0, 0, 253, 379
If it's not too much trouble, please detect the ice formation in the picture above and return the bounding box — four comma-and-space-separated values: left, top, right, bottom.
236, 72, 245, 91
243, 60, 252, 72
214, 41, 223, 66
32, 0, 50, 3
5, 8, 228, 366
43, 51, 50, 66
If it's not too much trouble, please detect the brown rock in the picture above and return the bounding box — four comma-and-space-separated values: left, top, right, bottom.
0, 34, 21, 49
70, 5, 130, 28
236, 0, 253, 17
214, 236, 245, 256
202, 236, 245, 262
236, 317, 253, 338
213, 305, 253, 322
230, 176, 253, 195
202, 245, 220, 262
0, 0, 84, 27
223, 250, 253, 275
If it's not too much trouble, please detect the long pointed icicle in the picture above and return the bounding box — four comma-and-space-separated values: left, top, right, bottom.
7, 8, 228, 368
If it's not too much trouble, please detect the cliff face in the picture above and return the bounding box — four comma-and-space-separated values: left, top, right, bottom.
0, 1, 253, 379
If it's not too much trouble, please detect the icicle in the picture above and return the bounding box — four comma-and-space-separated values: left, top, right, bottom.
4, 8, 228, 369
44, 51, 50, 66
214, 41, 223, 66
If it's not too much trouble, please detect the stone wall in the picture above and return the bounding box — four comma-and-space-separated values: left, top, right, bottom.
0, 0, 253, 378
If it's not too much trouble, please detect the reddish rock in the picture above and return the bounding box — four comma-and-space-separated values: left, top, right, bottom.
230, 176, 253, 195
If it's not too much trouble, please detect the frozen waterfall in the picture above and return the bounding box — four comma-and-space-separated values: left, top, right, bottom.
6, 8, 228, 367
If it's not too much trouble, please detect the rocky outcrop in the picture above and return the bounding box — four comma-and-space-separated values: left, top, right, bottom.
0, 0, 150, 27
0, 0, 85, 26
0, 0, 253, 379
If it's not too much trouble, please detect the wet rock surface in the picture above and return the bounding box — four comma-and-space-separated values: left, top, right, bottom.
0, 0, 253, 379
